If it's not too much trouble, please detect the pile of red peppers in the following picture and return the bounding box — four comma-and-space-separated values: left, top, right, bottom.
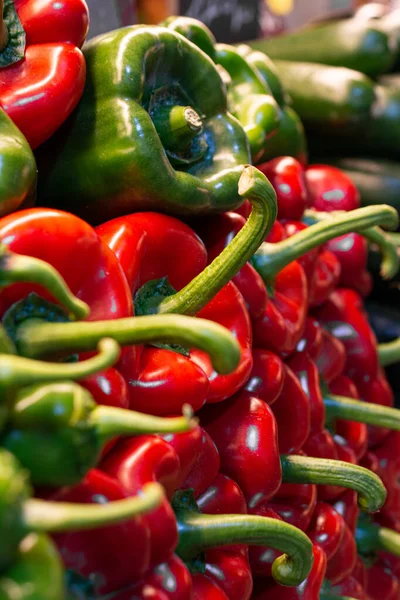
2, 4, 400, 600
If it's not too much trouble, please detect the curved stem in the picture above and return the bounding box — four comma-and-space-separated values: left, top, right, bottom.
14, 315, 240, 375
378, 338, 400, 367
0, 338, 120, 388
176, 512, 313, 587
356, 515, 400, 557
281, 454, 386, 513
252, 205, 398, 283
23, 482, 164, 531
93, 404, 196, 440
0, 245, 89, 320
157, 165, 277, 316
324, 393, 400, 430
152, 105, 203, 151
302, 208, 399, 279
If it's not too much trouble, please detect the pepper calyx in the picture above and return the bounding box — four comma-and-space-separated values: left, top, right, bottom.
0, 0, 25, 67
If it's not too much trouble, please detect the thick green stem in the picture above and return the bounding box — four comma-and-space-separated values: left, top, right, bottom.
152, 105, 203, 151
0, 338, 120, 389
378, 337, 400, 367
13, 315, 240, 375
23, 482, 164, 531
281, 454, 386, 513
93, 404, 196, 440
176, 512, 313, 587
302, 207, 399, 279
356, 515, 400, 557
324, 393, 400, 430
252, 205, 398, 283
0, 245, 89, 320
156, 165, 277, 316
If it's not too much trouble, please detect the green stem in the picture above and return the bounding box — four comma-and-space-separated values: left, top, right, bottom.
0, 244, 89, 320
152, 105, 203, 151
14, 315, 240, 375
356, 515, 400, 557
378, 337, 400, 367
281, 454, 386, 513
324, 393, 400, 430
302, 208, 399, 279
320, 595, 358, 600
0, 0, 7, 50
23, 482, 164, 531
0, 338, 120, 389
175, 512, 313, 587
252, 205, 398, 283
0, 323, 15, 354
157, 165, 277, 316
93, 404, 196, 440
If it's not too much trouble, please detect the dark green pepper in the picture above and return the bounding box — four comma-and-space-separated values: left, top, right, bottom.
0, 107, 36, 218
3, 380, 195, 486
36, 25, 251, 223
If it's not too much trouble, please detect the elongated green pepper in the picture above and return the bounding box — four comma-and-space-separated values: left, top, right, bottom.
0, 107, 36, 218
3, 380, 195, 485
36, 25, 251, 222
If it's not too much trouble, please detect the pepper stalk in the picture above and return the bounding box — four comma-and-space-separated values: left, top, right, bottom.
356, 513, 400, 558
324, 393, 400, 432
172, 489, 313, 587
378, 337, 400, 367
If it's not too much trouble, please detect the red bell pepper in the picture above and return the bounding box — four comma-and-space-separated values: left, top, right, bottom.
192, 574, 229, 599
287, 350, 325, 437
322, 575, 366, 600
296, 316, 323, 360
325, 232, 372, 297
308, 502, 344, 561
315, 329, 346, 384
243, 348, 285, 405
251, 543, 327, 600
306, 164, 361, 213
0, 0, 89, 148
257, 156, 308, 221
366, 561, 400, 600
0, 209, 243, 421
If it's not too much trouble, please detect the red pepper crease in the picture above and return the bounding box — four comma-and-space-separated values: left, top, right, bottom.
296, 316, 323, 360
252, 543, 327, 599
315, 329, 346, 384
0, 0, 89, 148
192, 574, 229, 599
325, 519, 357, 584
287, 350, 325, 437
366, 561, 400, 600
243, 349, 285, 406
308, 502, 344, 561
325, 233, 372, 297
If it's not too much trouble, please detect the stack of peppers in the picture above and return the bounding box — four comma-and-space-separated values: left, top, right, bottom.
1, 4, 400, 599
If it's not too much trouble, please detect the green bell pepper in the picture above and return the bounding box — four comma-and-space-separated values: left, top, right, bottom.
36, 25, 251, 223
0, 107, 36, 218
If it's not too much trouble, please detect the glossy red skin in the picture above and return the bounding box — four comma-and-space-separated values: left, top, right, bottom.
315, 328, 346, 384
367, 562, 400, 600
295, 317, 323, 360
306, 165, 361, 213
1, 0, 89, 148
194, 212, 267, 319
271, 364, 311, 454
179, 429, 220, 499
192, 574, 229, 600
100, 436, 180, 567
197, 473, 247, 516
326, 233, 372, 298
269, 480, 317, 531
111, 555, 193, 600
372, 432, 400, 522
97, 213, 253, 408
303, 430, 343, 501
252, 543, 327, 599
49, 469, 152, 596
356, 368, 395, 449
314, 288, 379, 384
332, 490, 359, 534
257, 157, 308, 221
253, 260, 308, 356
307, 502, 344, 561
329, 375, 368, 461
287, 351, 325, 436
329, 575, 367, 599
200, 391, 282, 509
243, 349, 285, 406
160, 426, 204, 491
281, 220, 319, 282
326, 520, 357, 584
308, 249, 342, 308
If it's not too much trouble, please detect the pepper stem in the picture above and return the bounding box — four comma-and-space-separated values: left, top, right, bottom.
175, 512, 313, 587
23, 482, 164, 531
156, 165, 277, 316
93, 404, 196, 440
252, 206, 399, 282
152, 105, 203, 152
356, 515, 400, 557
0, 0, 7, 50
281, 454, 386, 513
14, 314, 240, 375
378, 337, 400, 367
324, 393, 400, 431
320, 595, 358, 600
0, 338, 120, 389
0, 244, 90, 320
302, 208, 400, 279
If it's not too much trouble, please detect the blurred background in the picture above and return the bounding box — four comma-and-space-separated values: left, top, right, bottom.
86, 0, 394, 41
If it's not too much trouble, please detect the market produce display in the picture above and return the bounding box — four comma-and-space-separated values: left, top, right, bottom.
2, 1, 400, 598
